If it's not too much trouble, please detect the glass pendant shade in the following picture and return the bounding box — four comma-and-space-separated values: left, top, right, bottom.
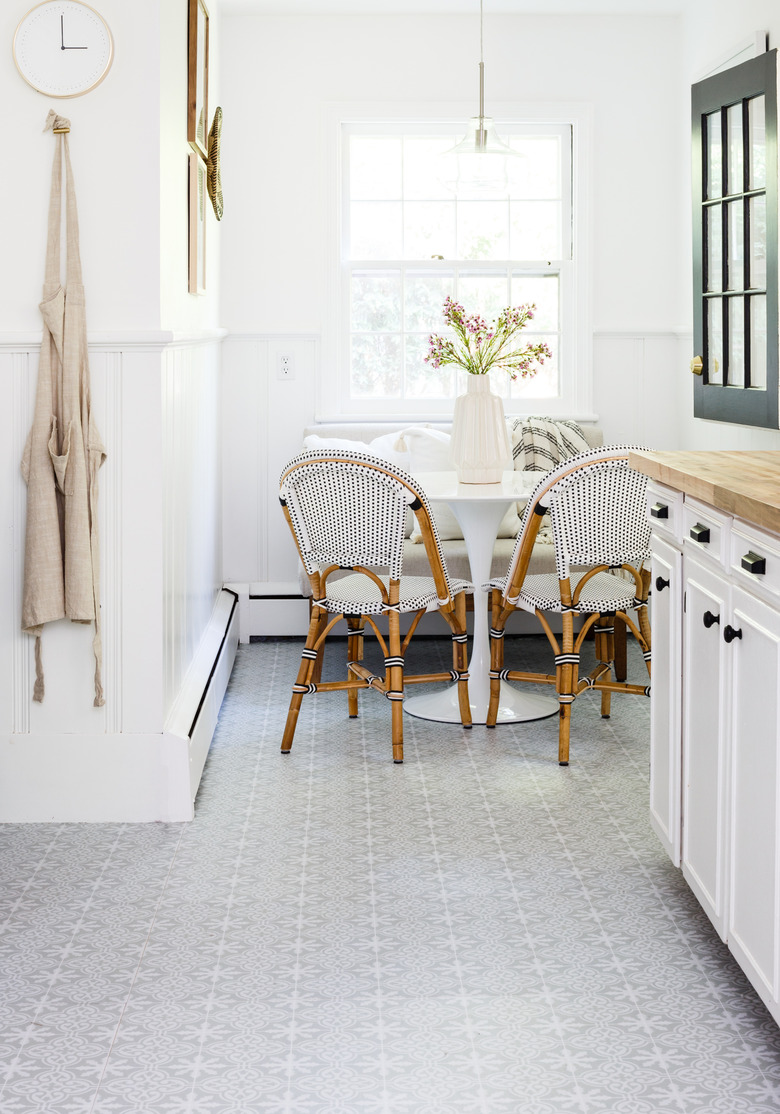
441, 115, 518, 198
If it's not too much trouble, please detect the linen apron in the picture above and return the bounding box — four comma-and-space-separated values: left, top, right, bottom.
21, 112, 107, 706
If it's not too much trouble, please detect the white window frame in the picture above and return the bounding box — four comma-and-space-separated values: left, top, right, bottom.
321, 100, 594, 423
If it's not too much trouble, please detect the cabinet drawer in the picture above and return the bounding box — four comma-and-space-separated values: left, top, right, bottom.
682, 497, 730, 569
646, 481, 683, 544
730, 522, 780, 601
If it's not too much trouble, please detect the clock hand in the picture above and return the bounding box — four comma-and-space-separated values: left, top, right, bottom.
60, 14, 64, 49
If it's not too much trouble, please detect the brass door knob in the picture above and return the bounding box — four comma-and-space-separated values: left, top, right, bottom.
690, 355, 704, 375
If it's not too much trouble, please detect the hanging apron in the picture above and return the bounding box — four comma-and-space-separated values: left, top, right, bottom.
21, 111, 107, 707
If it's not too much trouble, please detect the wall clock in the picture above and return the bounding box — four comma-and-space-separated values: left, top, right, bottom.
13, 1, 113, 98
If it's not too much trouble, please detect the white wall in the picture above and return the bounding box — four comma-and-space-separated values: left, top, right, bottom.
219, 11, 685, 597
0, 0, 228, 820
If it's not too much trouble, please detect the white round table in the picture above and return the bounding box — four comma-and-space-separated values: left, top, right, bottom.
403, 470, 559, 726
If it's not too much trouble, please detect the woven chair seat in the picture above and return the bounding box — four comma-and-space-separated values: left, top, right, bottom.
486, 570, 637, 614
322, 573, 474, 616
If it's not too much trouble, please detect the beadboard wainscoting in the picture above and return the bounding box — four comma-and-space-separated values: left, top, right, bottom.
0, 332, 236, 822
222, 330, 686, 639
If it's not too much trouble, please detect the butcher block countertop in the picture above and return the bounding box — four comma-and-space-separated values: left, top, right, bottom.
628, 450, 780, 537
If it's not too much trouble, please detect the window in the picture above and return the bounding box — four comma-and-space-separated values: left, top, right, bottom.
692, 51, 778, 428
323, 110, 590, 421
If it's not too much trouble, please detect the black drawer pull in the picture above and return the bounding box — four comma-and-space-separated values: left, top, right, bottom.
741, 551, 766, 575
703, 610, 720, 629
655, 576, 670, 592
690, 522, 711, 544
650, 503, 669, 520
724, 624, 743, 643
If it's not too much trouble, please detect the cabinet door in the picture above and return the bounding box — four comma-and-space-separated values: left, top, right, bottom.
682, 554, 730, 939
649, 536, 683, 865
728, 584, 780, 1007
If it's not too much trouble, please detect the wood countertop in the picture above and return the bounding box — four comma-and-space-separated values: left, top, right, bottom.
628, 450, 780, 536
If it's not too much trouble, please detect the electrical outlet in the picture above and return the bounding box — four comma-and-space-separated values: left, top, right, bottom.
278, 354, 295, 380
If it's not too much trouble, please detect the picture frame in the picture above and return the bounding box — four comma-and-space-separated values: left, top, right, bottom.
187, 0, 209, 161
188, 153, 207, 294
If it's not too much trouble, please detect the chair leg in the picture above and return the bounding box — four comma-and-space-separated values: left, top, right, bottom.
613, 617, 627, 682
453, 592, 472, 729
595, 616, 615, 719
487, 590, 505, 728
557, 610, 577, 765
387, 609, 404, 764
308, 600, 326, 684
281, 610, 323, 754
346, 616, 365, 718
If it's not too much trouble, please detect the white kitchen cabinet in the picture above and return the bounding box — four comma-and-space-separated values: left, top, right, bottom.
644, 473, 780, 1024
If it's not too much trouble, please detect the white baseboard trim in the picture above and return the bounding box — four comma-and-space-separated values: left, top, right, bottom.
0, 589, 240, 824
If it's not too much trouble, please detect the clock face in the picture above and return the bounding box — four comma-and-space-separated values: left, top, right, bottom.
13, 1, 113, 98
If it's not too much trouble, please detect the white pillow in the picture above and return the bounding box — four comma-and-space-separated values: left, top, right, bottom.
400, 427, 520, 542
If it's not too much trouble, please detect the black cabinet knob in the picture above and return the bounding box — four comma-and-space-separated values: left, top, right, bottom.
724, 625, 743, 643
741, 551, 766, 575
655, 576, 670, 592
690, 522, 711, 544
650, 503, 669, 520
703, 610, 720, 629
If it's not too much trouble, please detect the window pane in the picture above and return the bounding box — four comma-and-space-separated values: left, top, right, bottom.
457, 202, 510, 260
403, 136, 452, 200
404, 201, 456, 259
707, 298, 723, 384
750, 294, 767, 389
457, 273, 508, 319
351, 271, 401, 332
507, 136, 561, 199
350, 202, 403, 259
748, 95, 766, 190
705, 205, 722, 292
726, 102, 744, 195
350, 136, 402, 199
749, 194, 766, 289
404, 271, 455, 332
508, 336, 560, 399
726, 199, 744, 291
728, 297, 744, 386
405, 334, 453, 398
706, 111, 722, 200
510, 201, 562, 259
350, 334, 401, 397
511, 274, 559, 332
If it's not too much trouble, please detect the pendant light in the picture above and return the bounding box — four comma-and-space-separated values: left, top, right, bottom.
441, 0, 519, 198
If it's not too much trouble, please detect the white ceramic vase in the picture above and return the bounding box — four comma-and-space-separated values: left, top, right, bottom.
450, 373, 512, 483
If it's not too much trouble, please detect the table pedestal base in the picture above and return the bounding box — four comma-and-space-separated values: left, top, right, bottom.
404, 680, 558, 726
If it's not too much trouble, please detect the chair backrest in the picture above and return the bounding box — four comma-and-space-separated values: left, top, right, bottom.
279, 449, 455, 601
503, 445, 650, 597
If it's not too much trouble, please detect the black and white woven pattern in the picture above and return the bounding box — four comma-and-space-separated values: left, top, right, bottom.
496, 445, 650, 599
511, 416, 591, 471
280, 449, 472, 610
503, 570, 639, 615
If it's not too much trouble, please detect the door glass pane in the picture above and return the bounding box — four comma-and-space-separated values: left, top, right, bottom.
351, 271, 401, 332
706, 206, 722, 292
750, 294, 767, 389
726, 199, 744, 290
749, 194, 767, 288
727, 103, 744, 194
748, 95, 766, 190
728, 297, 745, 386
707, 298, 723, 384
706, 112, 722, 200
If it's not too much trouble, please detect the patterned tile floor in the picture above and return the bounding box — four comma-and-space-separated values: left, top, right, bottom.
2, 635, 780, 1113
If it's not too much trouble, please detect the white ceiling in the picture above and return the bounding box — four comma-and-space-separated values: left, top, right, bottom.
220, 0, 686, 13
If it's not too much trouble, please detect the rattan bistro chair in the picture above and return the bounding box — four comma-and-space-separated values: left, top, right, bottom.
279, 449, 474, 763
485, 446, 653, 766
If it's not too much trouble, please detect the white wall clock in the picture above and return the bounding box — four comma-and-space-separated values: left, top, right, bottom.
13, 1, 113, 98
